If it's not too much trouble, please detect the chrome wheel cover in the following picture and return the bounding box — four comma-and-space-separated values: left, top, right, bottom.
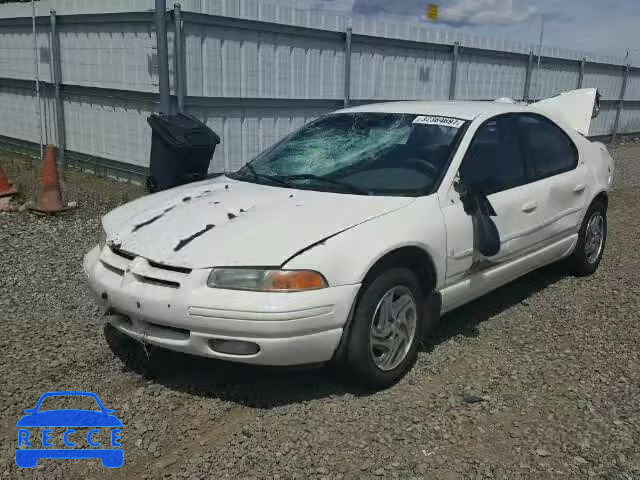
584, 212, 605, 264
369, 286, 417, 371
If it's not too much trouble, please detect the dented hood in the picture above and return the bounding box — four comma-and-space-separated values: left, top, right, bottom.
102, 177, 414, 269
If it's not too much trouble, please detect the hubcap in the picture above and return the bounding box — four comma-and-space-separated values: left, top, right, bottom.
584, 212, 604, 264
369, 286, 417, 371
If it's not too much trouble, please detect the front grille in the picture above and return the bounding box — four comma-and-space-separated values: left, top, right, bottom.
101, 261, 124, 276
135, 275, 180, 289
110, 247, 135, 260
110, 246, 192, 274
148, 260, 192, 274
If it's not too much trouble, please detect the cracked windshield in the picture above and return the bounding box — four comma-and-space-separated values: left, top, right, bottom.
230, 113, 465, 196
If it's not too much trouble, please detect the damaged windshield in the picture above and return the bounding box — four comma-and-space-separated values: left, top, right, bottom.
229, 112, 466, 196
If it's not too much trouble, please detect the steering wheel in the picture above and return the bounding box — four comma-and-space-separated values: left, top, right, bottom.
401, 158, 438, 176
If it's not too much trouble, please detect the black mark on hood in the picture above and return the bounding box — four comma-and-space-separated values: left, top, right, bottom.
225, 185, 229, 190
131, 205, 174, 233
132, 214, 164, 232
239, 208, 246, 213
174, 224, 215, 252
227, 213, 237, 220
182, 196, 192, 202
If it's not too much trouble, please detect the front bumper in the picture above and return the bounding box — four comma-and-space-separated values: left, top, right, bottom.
83, 246, 360, 366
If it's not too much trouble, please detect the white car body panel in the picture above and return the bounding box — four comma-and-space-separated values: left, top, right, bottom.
84, 90, 613, 366
102, 177, 413, 269
284, 195, 447, 288
531, 88, 599, 136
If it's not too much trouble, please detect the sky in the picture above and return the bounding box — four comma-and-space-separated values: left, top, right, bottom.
286, 0, 640, 60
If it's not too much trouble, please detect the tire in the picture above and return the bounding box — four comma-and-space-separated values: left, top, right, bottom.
343, 268, 425, 390
564, 200, 607, 276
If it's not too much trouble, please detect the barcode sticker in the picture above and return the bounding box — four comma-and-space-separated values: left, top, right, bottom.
413, 115, 465, 128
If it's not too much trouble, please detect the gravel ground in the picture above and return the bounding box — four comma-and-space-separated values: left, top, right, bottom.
1, 142, 639, 479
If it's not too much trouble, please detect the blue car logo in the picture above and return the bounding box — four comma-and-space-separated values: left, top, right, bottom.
16, 391, 123, 468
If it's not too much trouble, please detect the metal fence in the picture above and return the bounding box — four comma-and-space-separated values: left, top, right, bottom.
1, 0, 639, 182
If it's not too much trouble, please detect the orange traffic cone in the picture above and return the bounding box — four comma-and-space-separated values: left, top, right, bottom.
29, 144, 67, 215
0, 164, 17, 198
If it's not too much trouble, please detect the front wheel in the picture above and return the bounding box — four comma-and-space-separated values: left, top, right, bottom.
564, 200, 607, 276
343, 268, 425, 390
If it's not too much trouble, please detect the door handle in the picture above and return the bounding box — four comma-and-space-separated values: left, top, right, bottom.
521, 202, 538, 213
574, 184, 586, 193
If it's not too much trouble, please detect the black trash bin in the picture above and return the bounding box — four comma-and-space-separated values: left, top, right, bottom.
146, 113, 220, 192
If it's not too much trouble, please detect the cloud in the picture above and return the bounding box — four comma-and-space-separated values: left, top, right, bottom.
439, 0, 537, 27
308, 0, 355, 12
275, 0, 638, 59
352, 0, 428, 16
350, 0, 536, 27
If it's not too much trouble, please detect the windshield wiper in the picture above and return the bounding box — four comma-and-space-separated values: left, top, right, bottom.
282, 174, 370, 195
241, 164, 292, 187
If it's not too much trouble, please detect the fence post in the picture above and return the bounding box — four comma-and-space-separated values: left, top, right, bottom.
611, 63, 630, 142
343, 26, 352, 108
449, 42, 459, 100
173, 3, 185, 113
577, 57, 585, 88
155, 0, 171, 114
523, 50, 533, 102
50, 9, 66, 165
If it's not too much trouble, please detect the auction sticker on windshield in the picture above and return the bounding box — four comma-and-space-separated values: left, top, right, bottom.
412, 115, 465, 128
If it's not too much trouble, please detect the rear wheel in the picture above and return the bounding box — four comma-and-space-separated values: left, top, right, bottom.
564, 200, 607, 276
343, 268, 425, 390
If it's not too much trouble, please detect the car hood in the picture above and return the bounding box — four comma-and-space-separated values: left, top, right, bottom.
103, 177, 414, 269
16, 410, 123, 428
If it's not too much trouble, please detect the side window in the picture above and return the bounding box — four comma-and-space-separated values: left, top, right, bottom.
516, 114, 578, 178
460, 116, 527, 194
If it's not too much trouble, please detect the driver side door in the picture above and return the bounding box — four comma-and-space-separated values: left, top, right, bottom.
440, 114, 545, 311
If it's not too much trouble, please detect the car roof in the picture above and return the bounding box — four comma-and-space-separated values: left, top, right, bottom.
335, 100, 530, 120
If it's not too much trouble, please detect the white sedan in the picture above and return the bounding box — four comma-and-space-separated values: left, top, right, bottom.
84, 88, 613, 389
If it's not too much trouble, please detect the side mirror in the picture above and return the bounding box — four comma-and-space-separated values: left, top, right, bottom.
455, 174, 501, 257
474, 212, 501, 257
23, 409, 34, 415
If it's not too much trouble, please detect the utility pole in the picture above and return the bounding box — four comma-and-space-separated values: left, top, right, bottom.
536, 14, 545, 68
31, 0, 44, 161
155, 0, 170, 114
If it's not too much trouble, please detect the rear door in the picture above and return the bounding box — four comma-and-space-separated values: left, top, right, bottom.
514, 114, 591, 246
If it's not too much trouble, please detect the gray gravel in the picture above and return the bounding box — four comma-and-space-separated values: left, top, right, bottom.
1, 142, 639, 479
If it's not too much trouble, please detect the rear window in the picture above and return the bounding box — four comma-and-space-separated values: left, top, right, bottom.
516, 115, 578, 178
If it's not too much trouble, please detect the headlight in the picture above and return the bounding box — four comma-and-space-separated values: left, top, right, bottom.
207, 268, 327, 292
98, 229, 107, 250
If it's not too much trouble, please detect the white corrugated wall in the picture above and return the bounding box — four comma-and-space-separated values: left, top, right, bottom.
0, 0, 637, 176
